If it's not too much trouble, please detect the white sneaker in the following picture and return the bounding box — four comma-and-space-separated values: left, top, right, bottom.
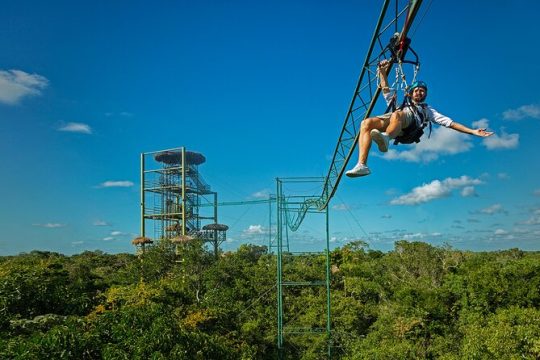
345, 163, 371, 177
370, 129, 390, 153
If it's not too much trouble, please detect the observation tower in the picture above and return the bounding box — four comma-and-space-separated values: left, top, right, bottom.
138, 147, 228, 257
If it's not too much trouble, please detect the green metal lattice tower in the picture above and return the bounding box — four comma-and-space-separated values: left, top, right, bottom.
139, 146, 228, 257
276, 177, 332, 359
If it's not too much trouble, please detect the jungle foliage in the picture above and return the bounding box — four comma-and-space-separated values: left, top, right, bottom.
1, 240, 539, 359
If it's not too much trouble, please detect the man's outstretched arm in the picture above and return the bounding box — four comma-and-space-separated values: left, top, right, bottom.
449, 122, 494, 137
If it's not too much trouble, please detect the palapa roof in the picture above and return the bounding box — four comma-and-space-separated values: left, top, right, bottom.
131, 236, 154, 245
154, 151, 206, 165
170, 234, 195, 244
202, 223, 229, 231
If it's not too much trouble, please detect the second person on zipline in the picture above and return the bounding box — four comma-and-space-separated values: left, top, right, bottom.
346, 60, 494, 178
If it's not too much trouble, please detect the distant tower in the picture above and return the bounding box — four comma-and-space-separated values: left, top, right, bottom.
139, 147, 228, 257
201, 223, 229, 259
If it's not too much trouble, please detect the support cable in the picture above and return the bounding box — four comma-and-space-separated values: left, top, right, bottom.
237, 284, 277, 318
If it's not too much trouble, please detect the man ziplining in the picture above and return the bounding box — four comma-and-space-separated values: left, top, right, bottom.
346, 60, 494, 178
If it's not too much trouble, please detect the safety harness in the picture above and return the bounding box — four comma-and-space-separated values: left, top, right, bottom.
377, 33, 431, 145
383, 93, 432, 145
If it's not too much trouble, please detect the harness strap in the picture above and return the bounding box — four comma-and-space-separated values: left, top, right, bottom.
411, 102, 432, 138
392, 98, 432, 145
384, 93, 397, 113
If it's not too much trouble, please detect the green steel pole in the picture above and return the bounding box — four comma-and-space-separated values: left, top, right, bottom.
325, 201, 332, 359
214, 192, 218, 258
181, 147, 186, 236
268, 195, 272, 251
276, 179, 284, 357
213, 192, 218, 224
140, 153, 145, 237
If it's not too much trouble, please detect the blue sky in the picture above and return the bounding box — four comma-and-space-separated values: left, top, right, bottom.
1, 0, 539, 255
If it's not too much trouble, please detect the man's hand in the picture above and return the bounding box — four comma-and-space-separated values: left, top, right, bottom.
377, 60, 391, 77
378, 60, 391, 91
473, 128, 494, 137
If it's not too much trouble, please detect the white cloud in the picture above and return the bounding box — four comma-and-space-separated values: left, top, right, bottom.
251, 189, 270, 199
472, 118, 490, 129
480, 203, 504, 215
58, 122, 93, 134
443, 176, 483, 188
498, 173, 510, 180
502, 104, 540, 120
332, 203, 350, 211
0, 69, 48, 104
101, 230, 127, 241
244, 224, 264, 235
391, 180, 450, 205
494, 229, 508, 236
461, 186, 477, 197
390, 175, 483, 205
71, 241, 84, 245
32, 223, 66, 228
513, 227, 529, 234
403, 232, 425, 239
520, 212, 540, 225
333, 236, 353, 244
381, 214, 392, 219
93, 220, 110, 226
98, 181, 134, 188
400, 232, 442, 240
471, 119, 518, 150
483, 131, 519, 150
383, 127, 473, 163
523, 216, 540, 225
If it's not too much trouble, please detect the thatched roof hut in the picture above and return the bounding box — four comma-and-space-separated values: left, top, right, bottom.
132, 236, 154, 245
202, 223, 229, 231
170, 234, 195, 244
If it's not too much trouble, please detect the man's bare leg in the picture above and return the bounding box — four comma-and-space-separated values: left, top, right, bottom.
385, 110, 405, 138
358, 116, 390, 165
346, 116, 389, 177
370, 110, 406, 152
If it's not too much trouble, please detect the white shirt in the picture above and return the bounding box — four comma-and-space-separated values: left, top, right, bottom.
382, 90, 453, 128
